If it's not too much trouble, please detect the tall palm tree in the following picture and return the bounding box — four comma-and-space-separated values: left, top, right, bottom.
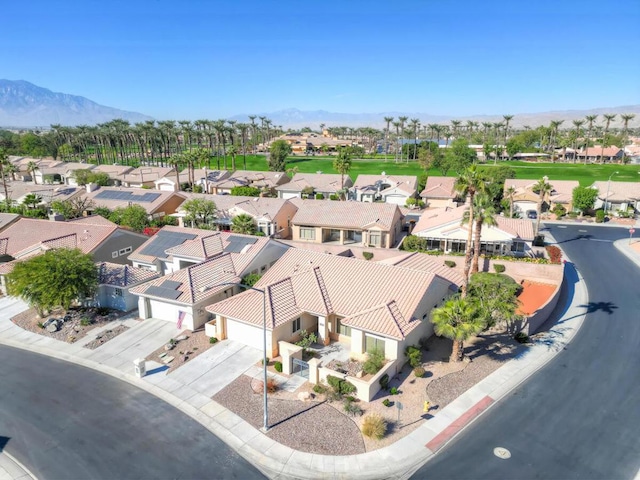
583, 114, 598, 164
620, 114, 636, 163
505, 185, 517, 218
410, 118, 420, 161
571, 119, 585, 163
549, 120, 564, 163
227, 145, 238, 171
168, 155, 182, 191
383, 116, 394, 155
599, 114, 616, 163
450, 120, 462, 139
333, 149, 352, 199
26, 161, 39, 184
481, 122, 492, 144
398, 116, 408, 162
533, 177, 553, 236
0, 150, 11, 208
464, 193, 497, 274
431, 297, 483, 362
455, 165, 486, 295
22, 193, 42, 209
231, 213, 257, 235
502, 114, 514, 146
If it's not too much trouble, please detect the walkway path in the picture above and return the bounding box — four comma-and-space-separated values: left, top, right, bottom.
3, 230, 639, 479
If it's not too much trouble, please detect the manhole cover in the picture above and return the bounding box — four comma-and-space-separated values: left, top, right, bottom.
493, 447, 511, 459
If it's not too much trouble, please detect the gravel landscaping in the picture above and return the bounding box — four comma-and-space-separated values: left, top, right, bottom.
145, 329, 214, 371
83, 325, 130, 350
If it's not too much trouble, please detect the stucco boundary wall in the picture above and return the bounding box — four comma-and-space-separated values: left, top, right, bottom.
436, 254, 565, 335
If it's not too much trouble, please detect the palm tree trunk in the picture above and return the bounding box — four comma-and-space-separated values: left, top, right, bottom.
471, 219, 482, 274
450, 339, 463, 362
461, 201, 475, 297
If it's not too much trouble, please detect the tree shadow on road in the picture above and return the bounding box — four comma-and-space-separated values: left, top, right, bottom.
576, 301, 618, 315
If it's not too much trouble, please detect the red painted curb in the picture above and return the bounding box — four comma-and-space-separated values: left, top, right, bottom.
425, 395, 494, 452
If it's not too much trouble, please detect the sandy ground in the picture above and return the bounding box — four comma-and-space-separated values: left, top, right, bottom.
517, 281, 557, 315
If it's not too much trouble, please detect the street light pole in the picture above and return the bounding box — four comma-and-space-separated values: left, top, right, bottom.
215, 282, 268, 432
605, 171, 619, 216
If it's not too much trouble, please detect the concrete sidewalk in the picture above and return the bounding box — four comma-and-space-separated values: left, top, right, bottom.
0, 452, 36, 480
6, 236, 639, 479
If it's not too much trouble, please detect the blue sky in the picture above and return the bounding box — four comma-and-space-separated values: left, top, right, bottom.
2, 0, 639, 119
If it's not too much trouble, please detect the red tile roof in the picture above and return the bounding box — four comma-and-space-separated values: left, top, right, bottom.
420, 176, 458, 199
291, 199, 402, 230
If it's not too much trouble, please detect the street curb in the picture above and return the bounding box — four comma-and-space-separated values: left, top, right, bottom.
613, 239, 640, 269
2, 451, 38, 480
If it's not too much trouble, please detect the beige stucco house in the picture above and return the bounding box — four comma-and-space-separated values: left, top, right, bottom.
419, 176, 460, 208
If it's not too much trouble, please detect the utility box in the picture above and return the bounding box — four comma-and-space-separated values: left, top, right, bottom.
134, 358, 146, 378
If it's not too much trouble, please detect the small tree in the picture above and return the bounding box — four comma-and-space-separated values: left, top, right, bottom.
572, 186, 598, 216
467, 273, 522, 329
333, 148, 352, 199
109, 204, 149, 232
268, 140, 291, 172
231, 213, 257, 235
242, 273, 262, 287
51, 197, 96, 220
6, 248, 98, 316
182, 198, 217, 228
431, 297, 483, 362
230, 186, 261, 197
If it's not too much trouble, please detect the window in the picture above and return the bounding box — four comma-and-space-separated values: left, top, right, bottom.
299, 227, 316, 240
119, 246, 132, 256
337, 319, 351, 337
114, 288, 123, 297
369, 231, 382, 247
327, 229, 341, 242
292, 317, 301, 333
112, 251, 118, 258
365, 334, 385, 353
511, 242, 525, 253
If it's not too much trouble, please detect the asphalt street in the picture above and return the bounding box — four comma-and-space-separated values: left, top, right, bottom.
412, 224, 640, 480
0, 345, 266, 480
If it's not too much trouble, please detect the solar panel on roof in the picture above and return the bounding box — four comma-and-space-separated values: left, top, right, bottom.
145, 286, 182, 300
160, 279, 182, 290
95, 190, 162, 203
224, 235, 258, 253
139, 230, 198, 258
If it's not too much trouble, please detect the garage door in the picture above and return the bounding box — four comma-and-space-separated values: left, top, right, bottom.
226, 319, 264, 350
281, 192, 300, 200
384, 195, 407, 205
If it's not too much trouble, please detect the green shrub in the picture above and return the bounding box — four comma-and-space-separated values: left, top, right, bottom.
362, 414, 387, 439
363, 348, 385, 375
344, 395, 357, 403
329, 194, 339, 201
390, 387, 399, 395
242, 273, 262, 287
414, 366, 426, 377
315, 193, 324, 200
327, 375, 342, 392
382, 399, 392, 407
493, 264, 506, 273
514, 331, 530, 344
340, 380, 357, 395
343, 399, 363, 416
405, 345, 422, 368
595, 209, 605, 223
313, 383, 327, 394
444, 260, 456, 268
379, 373, 390, 390
209, 337, 218, 344
80, 317, 92, 327
37, 322, 44, 329
552, 203, 566, 217
362, 251, 374, 261
274, 361, 283, 372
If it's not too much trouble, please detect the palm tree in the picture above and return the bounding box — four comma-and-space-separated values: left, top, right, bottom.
22, 193, 42, 209
450, 120, 462, 139
571, 119, 585, 163
168, 155, 182, 191
533, 177, 553, 236
455, 165, 486, 295
505, 185, 517, 218
410, 118, 420, 161
502, 114, 514, 146
620, 114, 636, 163
231, 213, 257, 235
383, 116, 394, 155
583, 114, 598, 164
464, 193, 497, 274
398, 116, 408, 162
27, 160, 38, 185
549, 120, 564, 162
599, 114, 616, 163
431, 297, 483, 362
333, 148, 352, 199
0, 151, 11, 208
227, 145, 238, 171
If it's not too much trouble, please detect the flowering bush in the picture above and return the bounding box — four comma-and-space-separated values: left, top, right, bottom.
545, 245, 562, 264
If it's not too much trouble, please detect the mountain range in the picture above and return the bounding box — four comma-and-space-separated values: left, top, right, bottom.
1, 79, 638, 130
0, 80, 152, 127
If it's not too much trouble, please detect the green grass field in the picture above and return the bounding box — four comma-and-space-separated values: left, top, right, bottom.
232, 154, 640, 186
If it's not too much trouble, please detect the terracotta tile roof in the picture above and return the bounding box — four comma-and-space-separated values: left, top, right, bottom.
342, 301, 420, 340
0, 217, 118, 257
504, 179, 579, 204
38, 162, 94, 175
92, 164, 135, 177
211, 170, 288, 190
81, 186, 186, 215
129, 253, 241, 305
98, 262, 160, 287
412, 205, 534, 240
207, 249, 451, 339
353, 175, 418, 195
276, 173, 351, 194
0, 213, 20, 232
69, 215, 117, 227
177, 193, 296, 223
291, 200, 402, 230
165, 231, 271, 265
591, 181, 640, 202
381, 252, 465, 286
583, 146, 622, 157
420, 176, 458, 199
118, 167, 174, 184
0, 182, 83, 204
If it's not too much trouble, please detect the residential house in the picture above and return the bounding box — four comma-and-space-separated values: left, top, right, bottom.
205, 249, 456, 372
0, 214, 20, 234
277, 133, 351, 155
129, 233, 290, 330
503, 178, 580, 215
0, 216, 149, 294
175, 193, 299, 238
95, 262, 160, 311
35, 162, 92, 185
591, 181, 640, 213
419, 176, 460, 208
578, 146, 624, 163
0, 182, 83, 208
411, 205, 535, 256
208, 170, 290, 195
290, 200, 404, 248
116, 167, 174, 188
351, 174, 418, 206
276, 173, 353, 200
91, 164, 135, 185
81, 186, 186, 219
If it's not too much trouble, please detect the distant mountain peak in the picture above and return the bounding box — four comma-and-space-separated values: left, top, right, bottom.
0, 79, 153, 128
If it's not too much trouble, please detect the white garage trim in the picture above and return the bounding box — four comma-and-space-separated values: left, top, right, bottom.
226, 318, 264, 350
